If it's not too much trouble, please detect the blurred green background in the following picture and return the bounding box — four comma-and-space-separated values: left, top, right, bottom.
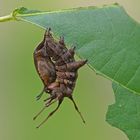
0, 0, 139, 140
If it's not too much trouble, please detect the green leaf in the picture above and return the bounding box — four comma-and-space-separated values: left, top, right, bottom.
1, 4, 140, 140
10, 4, 140, 95
106, 83, 140, 140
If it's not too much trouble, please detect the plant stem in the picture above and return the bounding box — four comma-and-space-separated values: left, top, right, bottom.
0, 14, 15, 22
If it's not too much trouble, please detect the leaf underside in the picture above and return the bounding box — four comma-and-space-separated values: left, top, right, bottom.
6, 4, 140, 140
14, 4, 140, 95
107, 83, 140, 140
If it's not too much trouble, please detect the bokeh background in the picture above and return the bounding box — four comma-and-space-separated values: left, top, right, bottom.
0, 0, 139, 140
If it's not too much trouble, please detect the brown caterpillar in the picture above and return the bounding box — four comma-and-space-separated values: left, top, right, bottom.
33, 28, 87, 128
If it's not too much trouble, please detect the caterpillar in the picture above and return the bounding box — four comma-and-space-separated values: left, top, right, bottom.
33, 28, 87, 128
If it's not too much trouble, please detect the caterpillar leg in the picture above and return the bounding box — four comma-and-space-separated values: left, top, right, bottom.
36, 86, 52, 101
36, 98, 63, 128
36, 88, 44, 101
68, 96, 85, 124
33, 95, 57, 121
33, 91, 61, 121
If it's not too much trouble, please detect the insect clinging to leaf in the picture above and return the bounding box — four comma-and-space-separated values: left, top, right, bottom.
33, 28, 87, 128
